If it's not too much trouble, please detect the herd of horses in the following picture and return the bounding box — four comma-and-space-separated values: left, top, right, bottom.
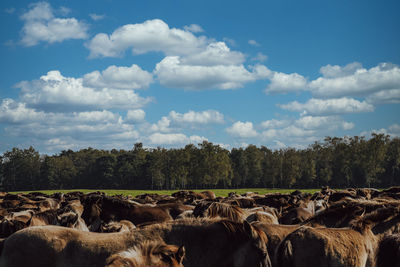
1, 187, 400, 266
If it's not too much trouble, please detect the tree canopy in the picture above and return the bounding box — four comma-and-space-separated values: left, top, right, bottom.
1, 135, 399, 191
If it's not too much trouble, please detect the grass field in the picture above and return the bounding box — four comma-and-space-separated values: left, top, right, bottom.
9, 188, 321, 197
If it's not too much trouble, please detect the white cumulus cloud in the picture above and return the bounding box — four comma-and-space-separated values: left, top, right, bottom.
365, 89, 400, 104
265, 72, 307, 94
279, 97, 374, 115
155, 56, 270, 90
126, 109, 146, 123
309, 63, 400, 97
86, 19, 208, 58
16, 70, 151, 111
226, 121, 258, 138
169, 110, 224, 125
0, 98, 45, 123
83, 64, 153, 90
20, 2, 88, 46
148, 133, 206, 145
180, 42, 245, 66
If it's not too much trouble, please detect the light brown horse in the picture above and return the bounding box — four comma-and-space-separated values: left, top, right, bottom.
276, 206, 400, 267
251, 222, 299, 267
0, 218, 271, 267
276, 225, 377, 267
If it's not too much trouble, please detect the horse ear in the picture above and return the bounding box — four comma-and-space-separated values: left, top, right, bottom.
177, 245, 185, 263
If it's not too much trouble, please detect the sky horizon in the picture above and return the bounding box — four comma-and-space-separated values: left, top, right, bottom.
1, 0, 399, 154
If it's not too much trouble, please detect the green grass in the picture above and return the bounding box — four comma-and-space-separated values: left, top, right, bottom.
9, 188, 321, 198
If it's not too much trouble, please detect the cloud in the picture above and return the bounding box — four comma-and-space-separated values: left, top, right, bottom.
226, 121, 258, 138
389, 124, 400, 136
16, 70, 152, 111
264, 62, 400, 100
20, 2, 88, 46
149, 109, 225, 133
279, 97, 374, 115
0, 98, 46, 123
154, 56, 270, 90
168, 110, 224, 125
180, 42, 245, 66
360, 123, 400, 138
86, 19, 209, 58
265, 72, 307, 94
365, 89, 400, 104
248, 40, 260, 46
251, 52, 268, 62
260, 115, 354, 148
59, 6, 71, 16
83, 64, 153, 90
126, 109, 146, 123
150, 117, 172, 133
0, 99, 144, 153
148, 133, 207, 145
309, 62, 400, 97
319, 62, 363, 78
89, 13, 105, 21
295, 116, 354, 130
260, 119, 290, 129
5, 7, 15, 14
223, 37, 236, 47
183, 24, 204, 33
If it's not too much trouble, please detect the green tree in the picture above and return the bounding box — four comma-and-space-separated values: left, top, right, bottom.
244, 145, 263, 187
1, 147, 41, 191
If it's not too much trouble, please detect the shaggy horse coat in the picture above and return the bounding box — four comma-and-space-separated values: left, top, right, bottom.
0, 218, 271, 267
106, 241, 185, 267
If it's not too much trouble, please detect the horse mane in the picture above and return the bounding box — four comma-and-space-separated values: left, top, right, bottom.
207, 202, 244, 222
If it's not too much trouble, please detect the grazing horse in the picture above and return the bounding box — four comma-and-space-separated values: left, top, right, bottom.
106, 241, 185, 267
0, 218, 271, 267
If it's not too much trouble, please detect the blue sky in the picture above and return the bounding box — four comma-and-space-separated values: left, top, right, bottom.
0, 0, 399, 154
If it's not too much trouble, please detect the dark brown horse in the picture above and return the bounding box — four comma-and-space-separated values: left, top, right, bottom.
81, 195, 173, 227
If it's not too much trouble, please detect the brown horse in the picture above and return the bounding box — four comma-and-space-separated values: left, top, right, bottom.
275, 225, 377, 267
106, 241, 185, 267
276, 206, 400, 267
81, 195, 173, 227
252, 222, 299, 267
0, 218, 271, 267
193, 201, 245, 222
376, 233, 400, 267
101, 220, 136, 233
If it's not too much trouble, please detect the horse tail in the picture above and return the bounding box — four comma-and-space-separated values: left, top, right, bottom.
276, 239, 294, 267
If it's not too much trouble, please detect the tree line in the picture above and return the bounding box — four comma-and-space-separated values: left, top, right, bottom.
0, 134, 399, 191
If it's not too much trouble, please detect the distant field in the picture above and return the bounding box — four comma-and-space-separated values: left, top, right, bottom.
9, 188, 321, 197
